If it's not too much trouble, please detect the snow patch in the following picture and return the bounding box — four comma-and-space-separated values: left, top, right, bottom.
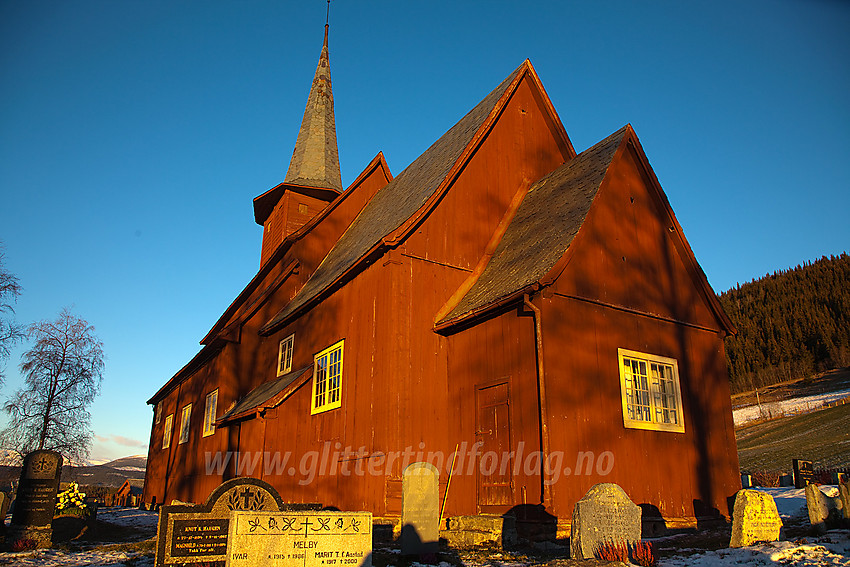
734, 387, 850, 426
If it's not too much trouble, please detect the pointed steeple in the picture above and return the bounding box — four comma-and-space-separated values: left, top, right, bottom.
284, 24, 343, 191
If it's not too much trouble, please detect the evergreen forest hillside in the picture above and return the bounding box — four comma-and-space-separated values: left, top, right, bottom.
718, 253, 850, 394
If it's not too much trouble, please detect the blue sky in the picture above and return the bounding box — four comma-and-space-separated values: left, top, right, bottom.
1, 1, 848, 462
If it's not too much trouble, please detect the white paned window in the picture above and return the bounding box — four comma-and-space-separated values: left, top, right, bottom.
311, 340, 344, 415
203, 390, 218, 437
162, 414, 173, 449
278, 333, 295, 376
618, 349, 685, 433
178, 404, 192, 444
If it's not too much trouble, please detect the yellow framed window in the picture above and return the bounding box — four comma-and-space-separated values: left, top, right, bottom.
162, 414, 173, 449
311, 340, 344, 415
203, 390, 218, 437
178, 403, 192, 444
278, 333, 295, 376
618, 348, 685, 433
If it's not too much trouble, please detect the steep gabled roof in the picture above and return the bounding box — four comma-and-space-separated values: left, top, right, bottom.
261, 61, 553, 335
436, 126, 628, 328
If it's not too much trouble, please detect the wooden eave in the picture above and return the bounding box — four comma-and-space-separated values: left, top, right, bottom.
253, 183, 341, 226
260, 60, 574, 335
214, 366, 313, 426
201, 153, 393, 345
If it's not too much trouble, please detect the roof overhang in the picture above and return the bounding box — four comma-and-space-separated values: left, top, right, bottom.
253, 182, 341, 226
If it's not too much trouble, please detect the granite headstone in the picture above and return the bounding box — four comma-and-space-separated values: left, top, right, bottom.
793, 459, 815, 489
8, 450, 63, 548
225, 510, 372, 567
155, 477, 320, 567
805, 483, 839, 534
400, 462, 439, 556
729, 489, 783, 548
839, 481, 850, 520
570, 483, 641, 560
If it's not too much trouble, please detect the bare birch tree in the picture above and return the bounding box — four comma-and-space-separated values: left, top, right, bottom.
0, 245, 24, 383
1, 308, 104, 462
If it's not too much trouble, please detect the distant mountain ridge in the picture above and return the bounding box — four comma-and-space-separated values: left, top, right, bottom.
0, 453, 146, 489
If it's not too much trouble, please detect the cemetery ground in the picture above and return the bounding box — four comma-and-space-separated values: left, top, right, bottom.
1, 486, 848, 566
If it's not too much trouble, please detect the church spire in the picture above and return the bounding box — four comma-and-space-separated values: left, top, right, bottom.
284, 24, 343, 192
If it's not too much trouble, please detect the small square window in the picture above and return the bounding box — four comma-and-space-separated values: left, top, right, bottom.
298, 203, 309, 214
178, 404, 192, 444
278, 333, 295, 376
162, 414, 173, 449
618, 349, 684, 433
311, 340, 344, 415
203, 390, 218, 437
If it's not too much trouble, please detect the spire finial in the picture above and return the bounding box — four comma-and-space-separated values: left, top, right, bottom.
326, 0, 331, 26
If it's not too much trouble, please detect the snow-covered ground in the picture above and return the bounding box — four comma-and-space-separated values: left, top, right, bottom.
733, 388, 850, 426
0, 488, 847, 566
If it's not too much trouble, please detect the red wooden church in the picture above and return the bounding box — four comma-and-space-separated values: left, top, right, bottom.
143, 25, 741, 533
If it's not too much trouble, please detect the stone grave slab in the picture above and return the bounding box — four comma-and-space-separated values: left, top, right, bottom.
155, 477, 320, 567
840, 481, 850, 520
225, 510, 371, 567
570, 483, 641, 560
400, 461, 439, 555
729, 489, 783, 547
792, 459, 815, 489
8, 450, 63, 548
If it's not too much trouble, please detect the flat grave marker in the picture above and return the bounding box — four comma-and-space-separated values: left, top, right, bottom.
155, 477, 320, 567
226, 510, 371, 567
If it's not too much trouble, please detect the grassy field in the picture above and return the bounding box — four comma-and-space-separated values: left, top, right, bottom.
736, 400, 850, 473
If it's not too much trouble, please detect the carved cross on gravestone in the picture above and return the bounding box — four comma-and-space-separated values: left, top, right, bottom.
239, 487, 254, 509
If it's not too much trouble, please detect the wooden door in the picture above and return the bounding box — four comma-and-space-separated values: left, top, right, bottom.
476, 381, 513, 510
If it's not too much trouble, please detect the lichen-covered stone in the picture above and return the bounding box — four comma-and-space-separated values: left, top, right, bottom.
570, 483, 641, 559
729, 489, 783, 548
839, 481, 850, 520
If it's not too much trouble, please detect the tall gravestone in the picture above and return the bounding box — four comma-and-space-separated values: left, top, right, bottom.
400, 462, 439, 556
792, 459, 815, 489
570, 483, 641, 560
8, 450, 63, 548
805, 483, 840, 534
729, 489, 783, 547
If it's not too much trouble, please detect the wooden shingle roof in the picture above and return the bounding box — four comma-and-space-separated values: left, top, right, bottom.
260, 62, 528, 335
436, 126, 629, 327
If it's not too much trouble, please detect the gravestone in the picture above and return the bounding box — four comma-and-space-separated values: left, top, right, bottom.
400, 462, 439, 556
792, 459, 815, 489
570, 483, 641, 560
8, 450, 63, 548
226, 510, 371, 567
740, 474, 752, 488
155, 477, 321, 567
729, 489, 783, 547
805, 483, 840, 534
838, 481, 850, 520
